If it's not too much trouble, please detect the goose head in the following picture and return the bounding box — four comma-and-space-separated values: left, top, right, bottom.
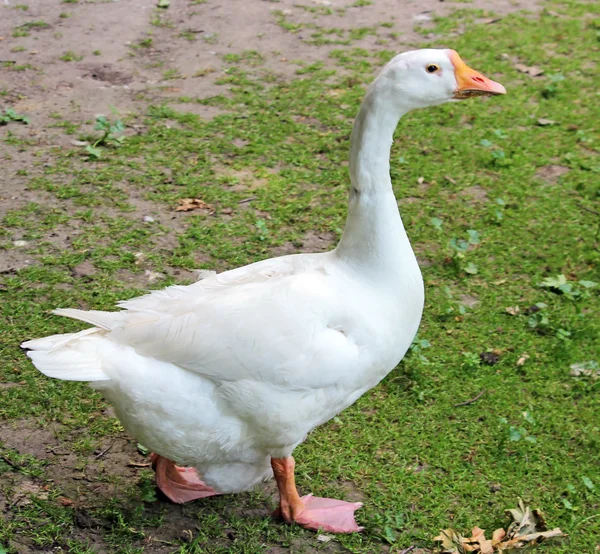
371, 48, 506, 112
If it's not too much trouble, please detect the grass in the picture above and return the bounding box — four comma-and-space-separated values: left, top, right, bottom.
60, 51, 84, 62
0, 0, 599, 553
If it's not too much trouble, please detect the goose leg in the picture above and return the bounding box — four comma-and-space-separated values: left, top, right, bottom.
271, 457, 363, 533
151, 453, 217, 504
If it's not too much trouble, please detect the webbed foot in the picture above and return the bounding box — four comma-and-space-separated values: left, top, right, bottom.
151, 453, 217, 504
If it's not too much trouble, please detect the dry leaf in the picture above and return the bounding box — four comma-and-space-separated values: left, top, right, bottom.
516, 354, 530, 367
469, 528, 494, 554
434, 500, 564, 553
175, 198, 215, 213
434, 528, 468, 553
536, 118, 556, 126
58, 496, 74, 506
506, 499, 546, 536
514, 64, 544, 77
505, 306, 520, 316
491, 528, 506, 544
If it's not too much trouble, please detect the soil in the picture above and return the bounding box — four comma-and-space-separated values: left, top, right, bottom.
0, 0, 539, 551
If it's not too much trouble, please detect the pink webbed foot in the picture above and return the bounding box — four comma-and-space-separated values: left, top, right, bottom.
271, 456, 363, 534
151, 453, 217, 504
294, 494, 363, 533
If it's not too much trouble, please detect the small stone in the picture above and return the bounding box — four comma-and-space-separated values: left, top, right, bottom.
144, 270, 165, 283
537, 118, 556, 126
414, 13, 432, 21
143, 215, 155, 223
13, 240, 28, 247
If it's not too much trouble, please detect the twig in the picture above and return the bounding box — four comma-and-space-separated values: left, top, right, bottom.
399, 546, 416, 554
94, 440, 116, 459
1, 455, 20, 470
6, 494, 25, 511
576, 202, 600, 217
454, 389, 486, 407
127, 461, 151, 468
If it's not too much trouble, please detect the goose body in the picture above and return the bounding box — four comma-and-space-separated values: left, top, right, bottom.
23, 49, 504, 533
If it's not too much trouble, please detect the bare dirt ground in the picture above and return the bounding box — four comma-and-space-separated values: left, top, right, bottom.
1, 0, 536, 193
1, 0, 541, 552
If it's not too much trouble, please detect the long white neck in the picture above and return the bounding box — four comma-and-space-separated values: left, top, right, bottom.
334, 88, 417, 280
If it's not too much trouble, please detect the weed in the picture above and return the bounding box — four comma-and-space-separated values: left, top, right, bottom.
60, 50, 83, 62
0, 108, 30, 125
84, 109, 126, 159
447, 229, 480, 275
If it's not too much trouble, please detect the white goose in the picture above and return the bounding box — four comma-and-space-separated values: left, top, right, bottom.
22, 49, 504, 534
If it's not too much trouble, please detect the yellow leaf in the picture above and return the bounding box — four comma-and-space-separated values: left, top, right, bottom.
175, 198, 215, 213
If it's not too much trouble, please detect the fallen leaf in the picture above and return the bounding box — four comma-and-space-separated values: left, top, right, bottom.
516, 354, 530, 366
536, 118, 556, 126
491, 528, 506, 544
480, 17, 502, 24
58, 496, 74, 506
505, 306, 520, 316
175, 198, 215, 213
514, 64, 544, 77
471, 528, 493, 554
493, 279, 507, 285
434, 500, 564, 553
434, 528, 467, 553
317, 534, 333, 542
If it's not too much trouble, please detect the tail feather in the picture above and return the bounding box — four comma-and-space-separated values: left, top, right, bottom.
22, 327, 110, 382
52, 308, 123, 331
21, 328, 99, 351
26, 348, 110, 381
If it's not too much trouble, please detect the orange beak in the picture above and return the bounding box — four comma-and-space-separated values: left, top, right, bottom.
449, 50, 506, 99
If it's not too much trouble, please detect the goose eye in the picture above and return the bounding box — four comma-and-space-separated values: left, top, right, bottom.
426, 64, 440, 74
